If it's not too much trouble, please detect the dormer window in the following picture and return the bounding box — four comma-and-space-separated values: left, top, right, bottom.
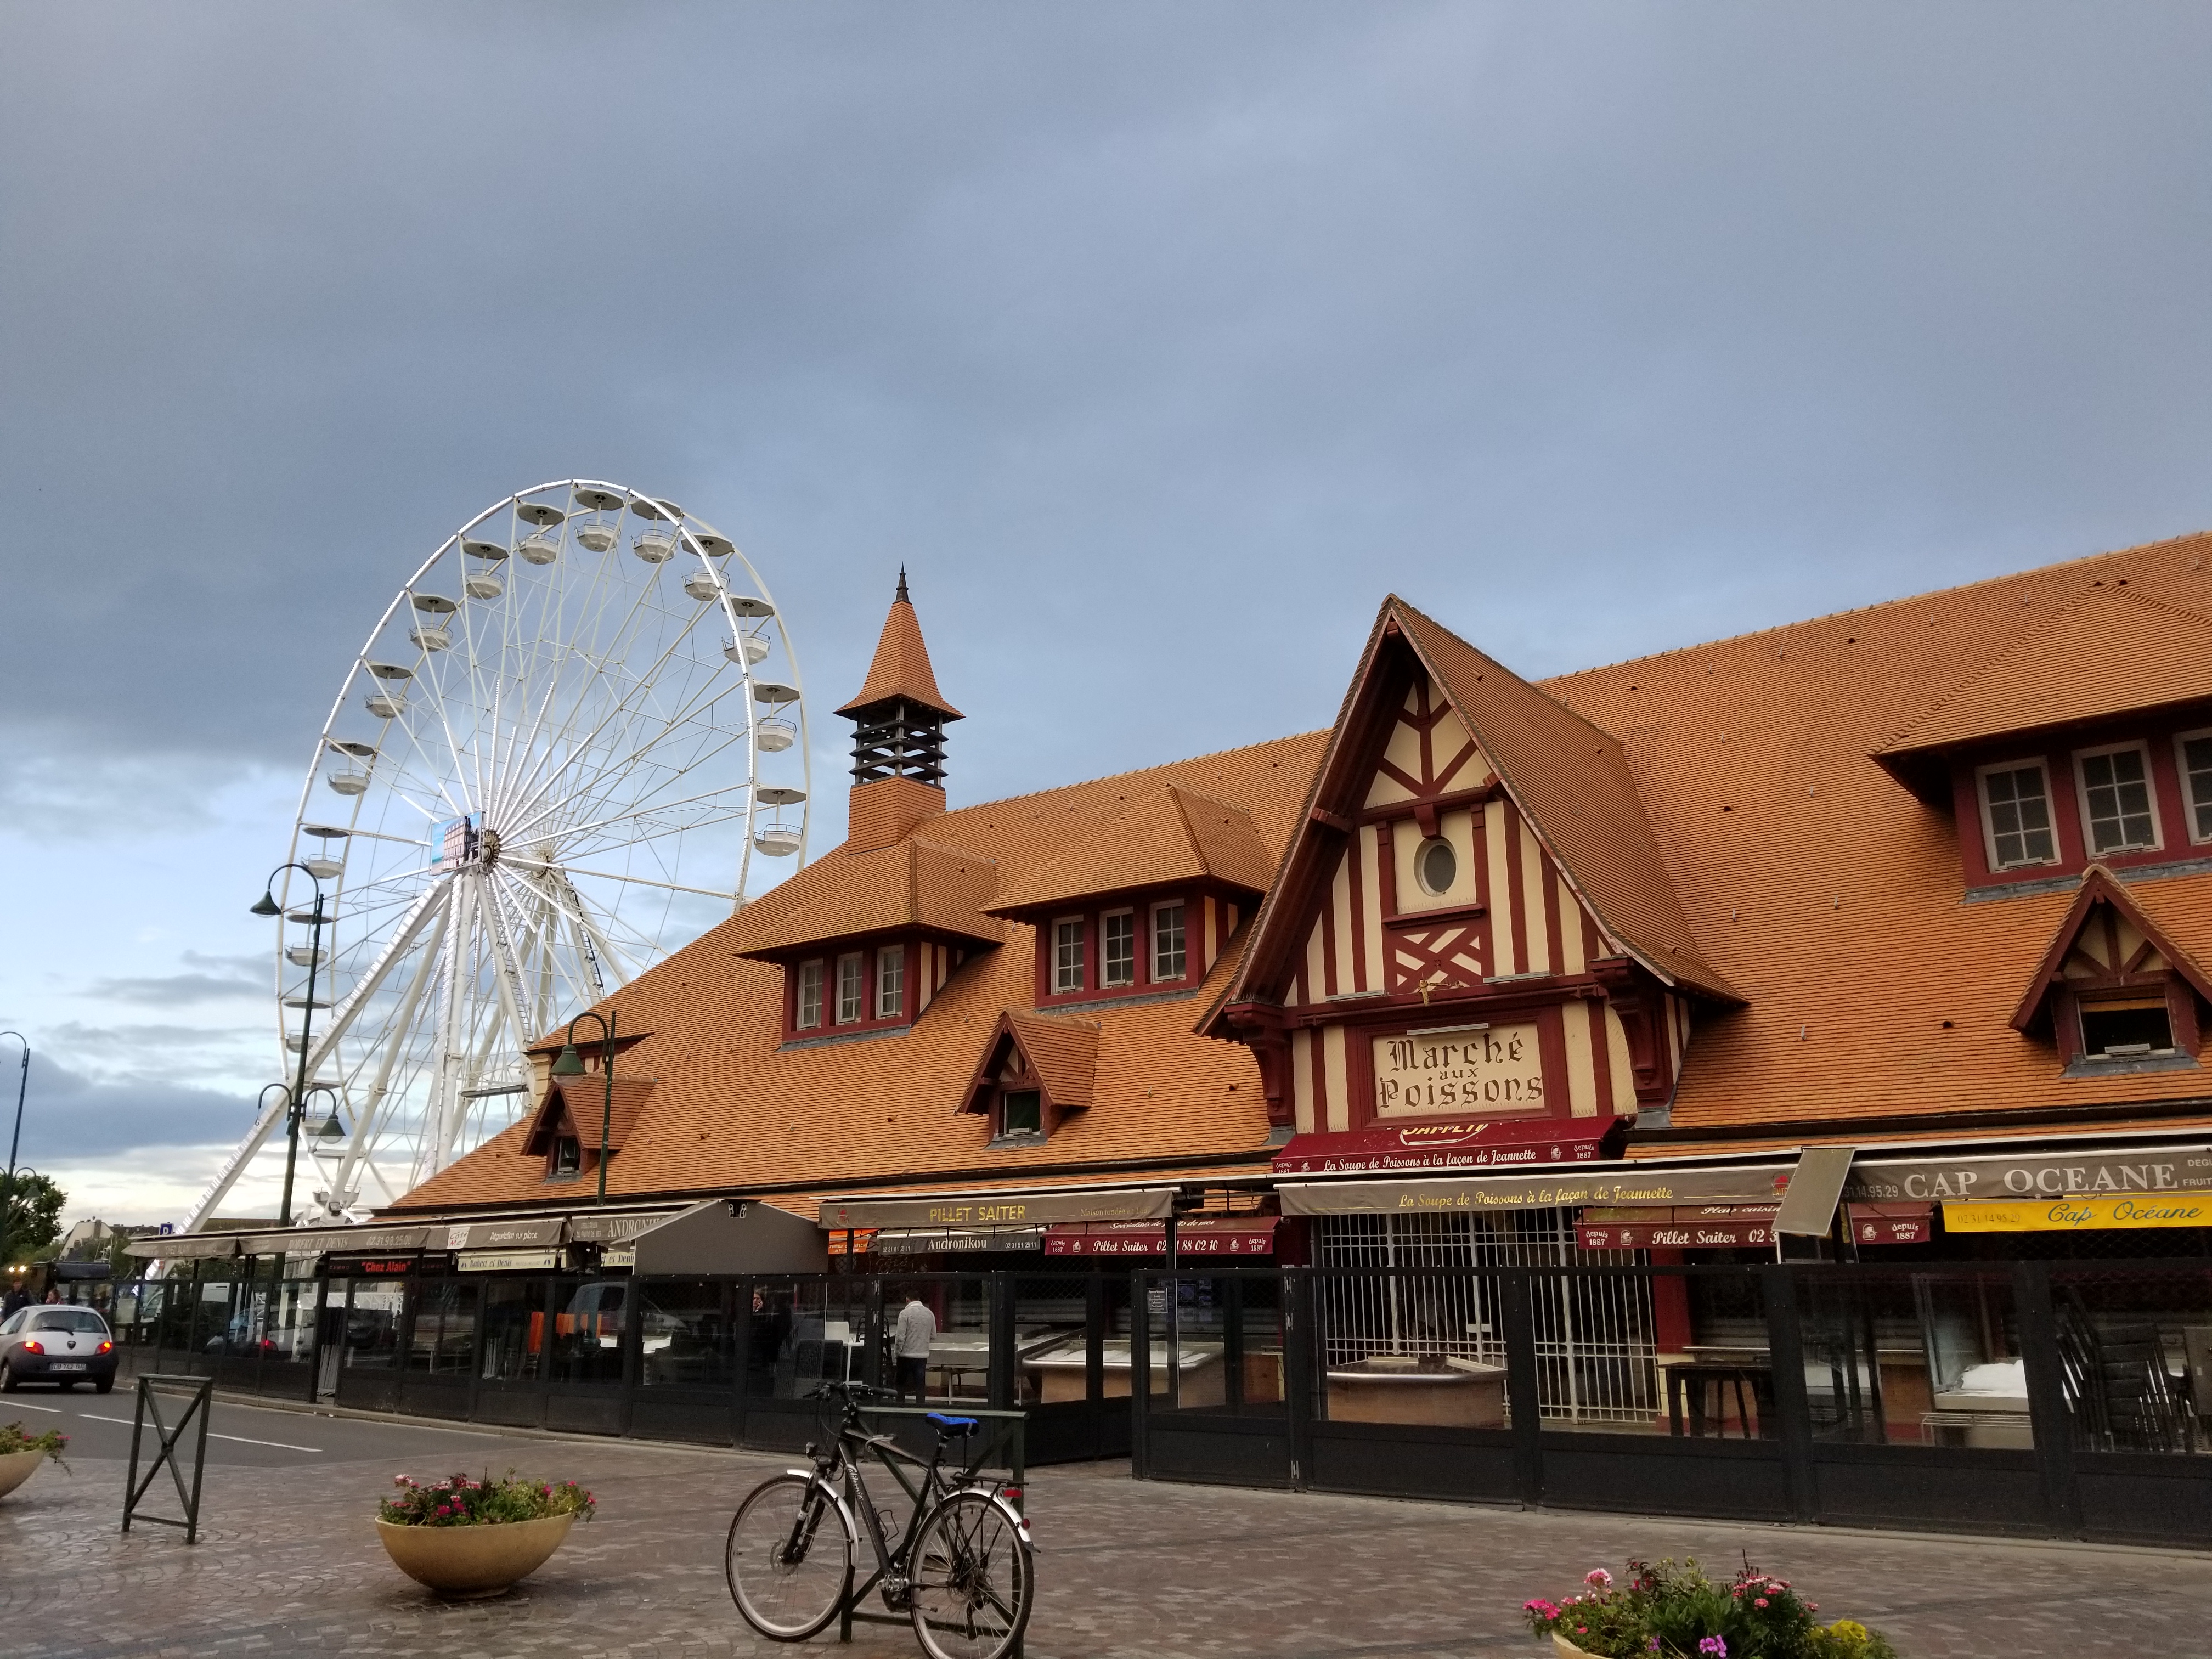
1152, 901, 1186, 982
1101, 910, 1136, 988
796, 960, 825, 1030
1001, 1088, 1043, 1138
2080, 998, 2176, 1061
2179, 732, 2212, 841
836, 952, 866, 1024
876, 945, 906, 1018
1979, 761, 2058, 870
2076, 743, 2159, 854
552, 1135, 582, 1176
1052, 918, 1085, 994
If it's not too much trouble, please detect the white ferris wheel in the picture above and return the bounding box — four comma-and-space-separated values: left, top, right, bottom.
189, 479, 811, 1230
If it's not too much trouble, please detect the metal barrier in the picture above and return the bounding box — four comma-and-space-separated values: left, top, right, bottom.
122, 1374, 213, 1544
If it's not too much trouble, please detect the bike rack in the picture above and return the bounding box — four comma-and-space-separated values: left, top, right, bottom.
121, 1374, 214, 1544
830, 1403, 1028, 1654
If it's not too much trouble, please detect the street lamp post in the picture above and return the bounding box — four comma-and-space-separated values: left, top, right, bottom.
252, 865, 330, 1228
0, 1032, 27, 1271
549, 1011, 618, 1206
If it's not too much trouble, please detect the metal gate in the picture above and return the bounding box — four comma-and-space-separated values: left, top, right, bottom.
1314, 1211, 1657, 1425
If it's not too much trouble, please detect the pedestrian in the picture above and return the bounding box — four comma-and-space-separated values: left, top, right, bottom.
42, 1288, 60, 1305
1, 1285, 26, 1317
892, 1288, 936, 1403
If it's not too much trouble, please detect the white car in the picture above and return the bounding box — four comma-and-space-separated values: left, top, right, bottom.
0, 1306, 117, 1392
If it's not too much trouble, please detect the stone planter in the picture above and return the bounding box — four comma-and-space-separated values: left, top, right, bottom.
0, 1448, 49, 1500
374, 1513, 577, 1599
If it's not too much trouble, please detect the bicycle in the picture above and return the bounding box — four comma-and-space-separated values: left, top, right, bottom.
725, 1379, 1035, 1659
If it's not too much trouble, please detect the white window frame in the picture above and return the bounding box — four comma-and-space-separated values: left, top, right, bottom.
1976, 757, 2062, 872
835, 952, 866, 1024
1151, 898, 1187, 984
1051, 917, 1085, 995
2072, 740, 2163, 856
2174, 728, 2212, 845
876, 944, 906, 1019
795, 959, 824, 1030
1100, 909, 1136, 988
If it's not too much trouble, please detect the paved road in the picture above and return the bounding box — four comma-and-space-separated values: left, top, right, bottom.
3, 1398, 2208, 1657
2, 1387, 516, 1468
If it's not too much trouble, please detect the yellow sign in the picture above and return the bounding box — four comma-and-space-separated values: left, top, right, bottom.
1374, 1023, 1544, 1118
1944, 1194, 2212, 1233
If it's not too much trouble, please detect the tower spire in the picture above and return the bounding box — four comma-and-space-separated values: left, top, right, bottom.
838, 573, 960, 851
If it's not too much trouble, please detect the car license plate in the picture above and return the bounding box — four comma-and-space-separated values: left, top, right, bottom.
50, 1363, 87, 1372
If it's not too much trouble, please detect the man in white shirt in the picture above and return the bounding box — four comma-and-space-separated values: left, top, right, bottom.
893, 1289, 936, 1402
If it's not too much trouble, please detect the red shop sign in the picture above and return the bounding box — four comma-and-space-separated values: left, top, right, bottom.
1043, 1218, 1278, 1257
1272, 1115, 1627, 1177
1847, 1203, 1933, 1245
1577, 1213, 1773, 1250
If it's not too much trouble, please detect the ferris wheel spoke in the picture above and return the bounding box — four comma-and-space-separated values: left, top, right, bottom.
490, 595, 728, 836
505, 679, 758, 846
492, 564, 730, 825
329, 898, 449, 1212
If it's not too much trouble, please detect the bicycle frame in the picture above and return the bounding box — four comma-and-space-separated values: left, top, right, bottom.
795, 1395, 1025, 1637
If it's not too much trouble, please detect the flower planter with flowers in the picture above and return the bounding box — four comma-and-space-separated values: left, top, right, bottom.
0, 1422, 70, 1500
375, 1472, 595, 1599
1525, 1559, 1897, 1659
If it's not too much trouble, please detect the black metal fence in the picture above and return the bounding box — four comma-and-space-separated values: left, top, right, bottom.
110, 1256, 2212, 1545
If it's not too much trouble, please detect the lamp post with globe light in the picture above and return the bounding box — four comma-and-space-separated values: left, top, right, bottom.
549, 1012, 618, 1206
250, 865, 341, 1227
0, 1032, 28, 1272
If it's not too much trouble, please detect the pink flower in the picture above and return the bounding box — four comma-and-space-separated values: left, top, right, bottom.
1755, 1598, 1769, 1609
1585, 1568, 1614, 1589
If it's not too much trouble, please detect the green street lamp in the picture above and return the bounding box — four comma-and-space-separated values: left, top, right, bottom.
254, 864, 331, 1228
550, 1010, 618, 1206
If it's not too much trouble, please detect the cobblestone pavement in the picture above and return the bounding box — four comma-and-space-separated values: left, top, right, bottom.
3, 1401, 2207, 1657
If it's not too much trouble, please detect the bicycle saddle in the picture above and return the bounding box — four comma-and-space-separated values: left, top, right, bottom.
927, 1412, 980, 1437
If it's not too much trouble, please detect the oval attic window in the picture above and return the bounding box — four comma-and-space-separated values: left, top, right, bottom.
1417, 836, 1457, 896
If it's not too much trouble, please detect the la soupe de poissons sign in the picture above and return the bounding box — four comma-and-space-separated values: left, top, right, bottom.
1375, 1023, 1543, 1117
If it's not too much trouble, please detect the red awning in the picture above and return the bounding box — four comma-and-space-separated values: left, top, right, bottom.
1043, 1217, 1279, 1257
1272, 1115, 1627, 1177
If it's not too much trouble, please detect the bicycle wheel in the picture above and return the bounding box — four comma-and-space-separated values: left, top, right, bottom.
909, 1490, 1034, 1659
726, 1472, 854, 1641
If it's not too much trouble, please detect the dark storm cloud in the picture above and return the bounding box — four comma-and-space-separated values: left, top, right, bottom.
4, 3, 2212, 820
5, 1049, 252, 1159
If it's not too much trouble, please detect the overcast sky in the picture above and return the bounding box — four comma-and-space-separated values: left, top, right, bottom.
5, 3, 2212, 1225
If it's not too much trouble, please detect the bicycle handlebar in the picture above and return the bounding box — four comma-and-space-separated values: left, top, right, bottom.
809, 1378, 900, 1404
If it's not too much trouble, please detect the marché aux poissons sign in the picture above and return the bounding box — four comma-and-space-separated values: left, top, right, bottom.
1374, 1022, 1544, 1118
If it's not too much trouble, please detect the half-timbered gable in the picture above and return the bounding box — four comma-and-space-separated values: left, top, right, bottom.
1208, 596, 1737, 1172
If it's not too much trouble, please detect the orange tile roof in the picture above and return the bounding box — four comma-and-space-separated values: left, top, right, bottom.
1878, 582, 2212, 758
1395, 599, 1737, 1002
958, 1008, 1103, 1111
836, 573, 962, 719
1538, 528, 2212, 1130
397, 528, 2212, 1213
736, 837, 1003, 957
986, 783, 1277, 916
392, 730, 1325, 1214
